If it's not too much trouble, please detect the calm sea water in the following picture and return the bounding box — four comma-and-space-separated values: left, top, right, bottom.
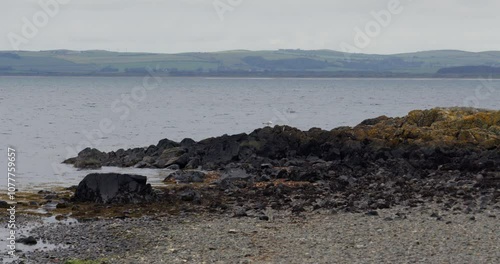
1, 77, 499, 190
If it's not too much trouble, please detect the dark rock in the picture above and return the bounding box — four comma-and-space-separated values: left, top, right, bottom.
17, 236, 37, 245
157, 138, 180, 151
257, 174, 271, 182
122, 150, 145, 167
359, 115, 390, 126
66, 185, 78, 191
216, 168, 255, 190
154, 147, 186, 168
69, 148, 108, 169
261, 163, 273, 169
180, 138, 196, 147
365, 210, 379, 216
0, 200, 9, 208
56, 202, 69, 209
44, 194, 59, 200
259, 215, 270, 221
185, 157, 201, 170
196, 133, 246, 166
142, 156, 156, 164
166, 164, 181, 170
145, 145, 159, 156
134, 161, 151, 169
164, 171, 206, 184
178, 189, 200, 202
73, 173, 154, 204
222, 168, 254, 181
167, 153, 191, 168
233, 207, 248, 217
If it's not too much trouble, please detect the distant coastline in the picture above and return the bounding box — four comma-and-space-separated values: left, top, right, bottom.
1, 72, 500, 79
1, 49, 499, 78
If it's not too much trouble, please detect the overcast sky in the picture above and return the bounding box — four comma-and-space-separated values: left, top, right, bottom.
1, 0, 499, 54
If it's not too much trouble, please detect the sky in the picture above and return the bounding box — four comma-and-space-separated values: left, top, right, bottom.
1, 0, 499, 54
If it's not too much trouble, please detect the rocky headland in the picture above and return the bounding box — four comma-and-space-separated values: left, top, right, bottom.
64, 107, 500, 213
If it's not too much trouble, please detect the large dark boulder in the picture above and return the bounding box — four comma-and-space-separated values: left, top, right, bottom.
74, 173, 154, 204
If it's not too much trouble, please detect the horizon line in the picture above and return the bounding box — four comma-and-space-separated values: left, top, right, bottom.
1, 48, 499, 56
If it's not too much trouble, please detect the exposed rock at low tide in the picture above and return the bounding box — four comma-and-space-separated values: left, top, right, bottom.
64, 108, 500, 212
64, 108, 500, 172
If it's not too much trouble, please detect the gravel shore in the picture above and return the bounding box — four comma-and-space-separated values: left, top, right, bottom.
7, 203, 500, 264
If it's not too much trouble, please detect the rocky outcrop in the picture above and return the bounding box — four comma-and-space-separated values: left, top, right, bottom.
64, 108, 500, 210
65, 108, 500, 175
73, 173, 154, 204
60, 108, 500, 213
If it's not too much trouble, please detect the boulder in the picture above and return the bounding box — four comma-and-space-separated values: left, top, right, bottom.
64, 148, 108, 169
154, 147, 186, 168
74, 173, 154, 204
157, 138, 180, 152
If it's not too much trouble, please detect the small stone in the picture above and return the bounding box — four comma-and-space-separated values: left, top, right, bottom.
0, 201, 9, 208
17, 236, 37, 245
56, 202, 68, 209
228, 229, 238, 234
44, 194, 58, 200
166, 164, 180, 170
365, 210, 379, 216
261, 163, 273, 169
259, 215, 270, 221
233, 207, 248, 218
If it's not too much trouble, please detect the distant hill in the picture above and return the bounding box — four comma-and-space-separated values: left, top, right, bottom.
437, 66, 500, 77
0, 49, 499, 77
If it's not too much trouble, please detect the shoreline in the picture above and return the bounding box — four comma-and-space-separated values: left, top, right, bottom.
4, 203, 499, 263
2, 74, 500, 80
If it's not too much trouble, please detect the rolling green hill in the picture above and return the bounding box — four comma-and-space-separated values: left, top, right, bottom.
0, 49, 499, 77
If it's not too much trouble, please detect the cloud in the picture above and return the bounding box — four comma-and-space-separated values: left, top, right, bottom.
1, 0, 499, 53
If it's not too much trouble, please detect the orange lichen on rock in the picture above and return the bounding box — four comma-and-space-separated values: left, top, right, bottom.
353, 107, 500, 148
